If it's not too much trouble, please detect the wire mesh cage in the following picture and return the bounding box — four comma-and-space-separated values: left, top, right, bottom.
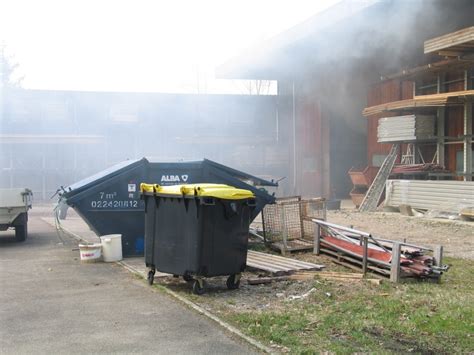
262, 196, 326, 253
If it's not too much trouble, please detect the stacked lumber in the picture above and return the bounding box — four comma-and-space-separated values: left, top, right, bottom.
417, 90, 474, 100
424, 26, 474, 55
391, 163, 446, 174
381, 57, 474, 81
377, 114, 435, 142
363, 90, 474, 116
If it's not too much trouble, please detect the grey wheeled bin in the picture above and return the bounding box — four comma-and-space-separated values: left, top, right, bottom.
141, 183, 256, 295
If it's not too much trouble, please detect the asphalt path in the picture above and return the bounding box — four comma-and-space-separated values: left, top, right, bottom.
0, 215, 256, 354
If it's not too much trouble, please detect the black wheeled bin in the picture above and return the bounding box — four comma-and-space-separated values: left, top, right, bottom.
141, 183, 256, 294
58, 158, 276, 257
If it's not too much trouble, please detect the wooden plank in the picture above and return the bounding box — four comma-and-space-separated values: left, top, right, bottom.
248, 253, 320, 269
246, 255, 322, 271
247, 271, 382, 286
317, 272, 364, 279
270, 241, 313, 253
246, 250, 324, 274
248, 250, 323, 268
314, 223, 321, 255
390, 242, 401, 283
424, 26, 474, 54
434, 245, 443, 267
381, 57, 474, 81
363, 90, 474, 116
247, 273, 315, 285
246, 259, 290, 273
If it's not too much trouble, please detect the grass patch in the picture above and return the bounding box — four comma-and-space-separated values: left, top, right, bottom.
225, 257, 474, 354
247, 242, 270, 252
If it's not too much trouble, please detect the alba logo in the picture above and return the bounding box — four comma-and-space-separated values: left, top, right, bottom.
160, 175, 189, 182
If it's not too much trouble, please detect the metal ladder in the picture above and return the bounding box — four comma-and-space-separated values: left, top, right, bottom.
359, 144, 398, 212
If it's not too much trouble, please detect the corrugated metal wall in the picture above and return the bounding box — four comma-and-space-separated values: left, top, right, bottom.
385, 179, 474, 212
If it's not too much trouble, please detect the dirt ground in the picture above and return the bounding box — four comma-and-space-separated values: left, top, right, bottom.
326, 209, 474, 260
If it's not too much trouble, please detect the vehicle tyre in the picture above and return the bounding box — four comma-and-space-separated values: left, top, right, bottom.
226, 274, 240, 290
192, 279, 205, 295
15, 224, 27, 242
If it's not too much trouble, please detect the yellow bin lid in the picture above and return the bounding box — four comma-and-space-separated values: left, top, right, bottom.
140, 183, 255, 200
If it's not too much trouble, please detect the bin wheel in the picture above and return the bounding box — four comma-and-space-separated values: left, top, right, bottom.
147, 270, 155, 286
192, 279, 205, 295
183, 274, 193, 282
226, 274, 241, 290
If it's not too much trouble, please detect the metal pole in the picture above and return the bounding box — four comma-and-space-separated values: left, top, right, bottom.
261, 209, 267, 244
362, 236, 368, 275
280, 205, 288, 255
292, 80, 297, 195
464, 70, 472, 181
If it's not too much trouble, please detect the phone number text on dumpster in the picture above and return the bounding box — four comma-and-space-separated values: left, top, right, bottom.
90, 200, 139, 208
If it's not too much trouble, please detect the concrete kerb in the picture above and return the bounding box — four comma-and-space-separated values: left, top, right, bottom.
118, 260, 274, 354
42, 218, 274, 354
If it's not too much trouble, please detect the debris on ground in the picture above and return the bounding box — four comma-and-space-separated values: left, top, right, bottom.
287, 287, 316, 301
314, 219, 447, 281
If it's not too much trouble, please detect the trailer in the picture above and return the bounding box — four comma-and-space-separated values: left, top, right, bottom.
0, 188, 33, 242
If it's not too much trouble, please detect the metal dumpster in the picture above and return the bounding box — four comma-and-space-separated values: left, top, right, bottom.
141, 183, 256, 294
58, 158, 276, 257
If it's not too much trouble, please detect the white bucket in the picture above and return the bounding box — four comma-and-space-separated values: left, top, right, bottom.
78, 243, 102, 263
100, 234, 123, 262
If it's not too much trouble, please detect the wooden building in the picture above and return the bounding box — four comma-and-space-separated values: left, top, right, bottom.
218, 0, 474, 198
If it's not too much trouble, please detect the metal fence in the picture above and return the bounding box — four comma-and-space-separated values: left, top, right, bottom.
262, 196, 326, 253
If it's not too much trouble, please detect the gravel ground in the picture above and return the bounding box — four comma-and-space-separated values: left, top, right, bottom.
326, 209, 474, 260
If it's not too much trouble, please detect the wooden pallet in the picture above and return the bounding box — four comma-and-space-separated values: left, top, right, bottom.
319, 247, 390, 277
269, 238, 314, 254
246, 250, 324, 275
